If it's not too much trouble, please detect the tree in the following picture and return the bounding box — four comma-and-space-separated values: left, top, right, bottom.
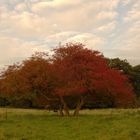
0, 52, 59, 109
130, 65, 140, 97
108, 58, 140, 98
52, 43, 135, 116
107, 58, 132, 75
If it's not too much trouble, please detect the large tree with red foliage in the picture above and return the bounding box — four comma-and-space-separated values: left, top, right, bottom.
52, 43, 135, 115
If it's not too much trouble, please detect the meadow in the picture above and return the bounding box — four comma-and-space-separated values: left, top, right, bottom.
0, 108, 140, 140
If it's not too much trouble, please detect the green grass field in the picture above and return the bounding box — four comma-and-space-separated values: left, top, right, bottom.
0, 108, 140, 140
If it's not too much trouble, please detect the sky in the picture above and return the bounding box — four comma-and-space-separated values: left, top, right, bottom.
0, 0, 140, 70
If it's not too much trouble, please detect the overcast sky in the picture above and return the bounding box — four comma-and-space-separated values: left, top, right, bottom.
0, 0, 140, 70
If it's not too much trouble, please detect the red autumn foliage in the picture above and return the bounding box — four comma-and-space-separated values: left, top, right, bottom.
0, 53, 55, 105
50, 43, 135, 115
0, 43, 136, 116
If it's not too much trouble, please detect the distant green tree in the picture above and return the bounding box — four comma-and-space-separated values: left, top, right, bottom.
107, 58, 140, 98
107, 58, 132, 75
130, 65, 140, 97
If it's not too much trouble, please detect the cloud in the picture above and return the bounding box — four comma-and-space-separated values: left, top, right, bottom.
66, 33, 104, 50
14, 3, 28, 11
0, 0, 140, 68
96, 11, 117, 20
124, 10, 140, 22
124, 1, 140, 22
45, 31, 105, 51
0, 11, 53, 39
121, 0, 131, 6
97, 21, 116, 32
108, 1, 140, 65
32, 0, 81, 11
0, 35, 47, 69
0, 0, 119, 37
31, 0, 119, 32
46, 31, 78, 45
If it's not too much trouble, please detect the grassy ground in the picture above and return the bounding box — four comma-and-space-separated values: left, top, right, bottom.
0, 108, 140, 140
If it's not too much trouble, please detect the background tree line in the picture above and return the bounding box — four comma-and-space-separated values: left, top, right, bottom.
0, 43, 139, 116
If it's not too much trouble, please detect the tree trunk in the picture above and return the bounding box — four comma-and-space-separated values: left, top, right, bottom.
73, 96, 84, 116
59, 104, 64, 116
60, 96, 70, 116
